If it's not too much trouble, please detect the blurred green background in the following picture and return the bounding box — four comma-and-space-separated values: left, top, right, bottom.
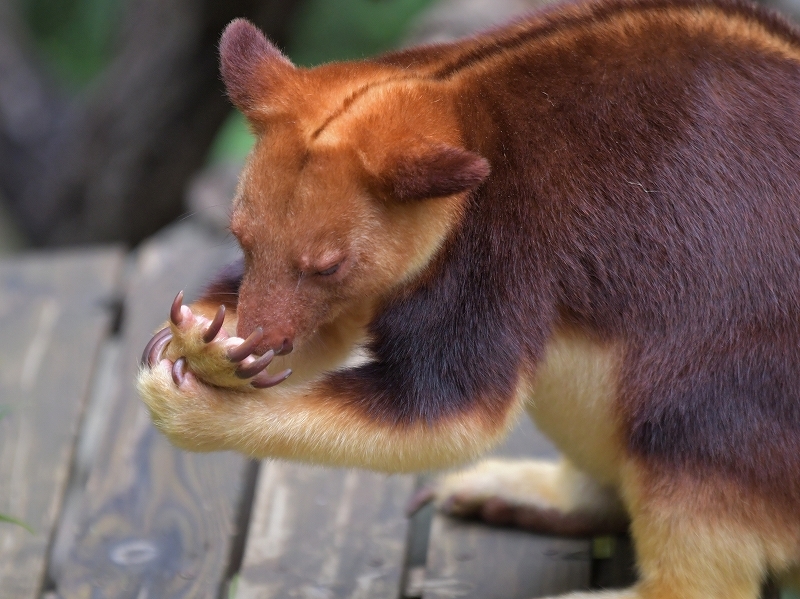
20, 0, 435, 165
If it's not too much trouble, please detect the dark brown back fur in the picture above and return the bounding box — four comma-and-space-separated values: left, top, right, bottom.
338, 0, 800, 505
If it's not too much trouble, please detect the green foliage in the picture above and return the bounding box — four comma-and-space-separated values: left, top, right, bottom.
228, 573, 240, 599
208, 112, 254, 166
0, 514, 34, 534
20, 0, 435, 161
783, 589, 800, 599
287, 0, 436, 66
20, 0, 121, 87
0, 407, 33, 533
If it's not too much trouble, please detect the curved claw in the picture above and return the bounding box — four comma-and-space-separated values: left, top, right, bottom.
235, 350, 275, 379
149, 331, 173, 368
170, 291, 185, 326
227, 327, 264, 363
172, 357, 188, 385
251, 368, 292, 389
406, 487, 436, 516
145, 328, 173, 367
141, 327, 171, 366
202, 305, 226, 343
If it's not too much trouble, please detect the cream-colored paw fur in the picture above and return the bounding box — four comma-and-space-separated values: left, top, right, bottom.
437, 458, 626, 530
162, 305, 265, 390
137, 356, 264, 452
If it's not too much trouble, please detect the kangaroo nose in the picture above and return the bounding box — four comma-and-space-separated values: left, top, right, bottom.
276, 338, 293, 355
261, 332, 294, 355
245, 330, 294, 357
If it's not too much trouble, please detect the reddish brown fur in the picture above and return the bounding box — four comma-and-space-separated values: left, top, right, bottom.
219, 18, 293, 117
143, 1, 800, 594
381, 144, 490, 202
210, 0, 800, 495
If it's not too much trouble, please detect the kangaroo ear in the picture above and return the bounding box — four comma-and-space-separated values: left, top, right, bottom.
379, 143, 490, 201
219, 19, 294, 116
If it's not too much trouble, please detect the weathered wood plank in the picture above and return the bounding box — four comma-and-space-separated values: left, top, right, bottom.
591, 535, 636, 591
422, 418, 593, 599
0, 248, 124, 598
237, 462, 416, 599
423, 516, 592, 599
55, 223, 252, 598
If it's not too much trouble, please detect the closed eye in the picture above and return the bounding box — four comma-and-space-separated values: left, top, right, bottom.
316, 263, 340, 276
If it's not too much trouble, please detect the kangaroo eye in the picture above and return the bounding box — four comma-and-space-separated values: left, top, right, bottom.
316, 263, 340, 276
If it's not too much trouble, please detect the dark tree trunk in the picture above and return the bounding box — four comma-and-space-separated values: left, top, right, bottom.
0, 0, 68, 230
0, 0, 302, 246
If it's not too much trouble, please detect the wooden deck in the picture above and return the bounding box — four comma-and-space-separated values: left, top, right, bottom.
0, 219, 646, 599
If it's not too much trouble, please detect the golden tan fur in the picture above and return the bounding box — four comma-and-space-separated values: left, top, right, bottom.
139, 360, 526, 472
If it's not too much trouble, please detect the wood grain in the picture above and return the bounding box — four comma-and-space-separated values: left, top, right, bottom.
422, 418, 593, 599
55, 223, 251, 598
237, 462, 415, 599
0, 247, 124, 598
